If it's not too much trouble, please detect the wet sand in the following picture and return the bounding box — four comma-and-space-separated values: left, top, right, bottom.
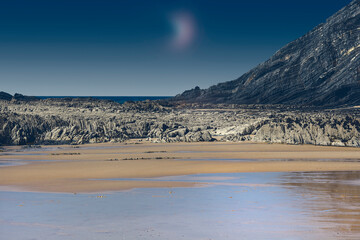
1, 141, 360, 193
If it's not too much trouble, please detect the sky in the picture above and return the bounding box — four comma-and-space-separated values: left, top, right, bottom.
0, 0, 352, 96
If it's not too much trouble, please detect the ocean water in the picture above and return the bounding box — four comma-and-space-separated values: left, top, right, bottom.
37, 96, 172, 104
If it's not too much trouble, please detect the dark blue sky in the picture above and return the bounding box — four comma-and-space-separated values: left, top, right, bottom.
0, 0, 352, 96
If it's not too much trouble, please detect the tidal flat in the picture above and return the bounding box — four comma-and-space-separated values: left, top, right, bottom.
1, 142, 360, 239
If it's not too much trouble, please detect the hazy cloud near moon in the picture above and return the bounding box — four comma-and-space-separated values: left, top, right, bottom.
169, 11, 196, 50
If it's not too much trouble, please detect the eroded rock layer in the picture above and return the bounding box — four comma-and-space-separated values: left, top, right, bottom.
0, 98, 359, 147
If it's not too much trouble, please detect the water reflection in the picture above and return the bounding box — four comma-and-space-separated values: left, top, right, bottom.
0, 159, 53, 167
1, 171, 360, 239
278, 171, 360, 238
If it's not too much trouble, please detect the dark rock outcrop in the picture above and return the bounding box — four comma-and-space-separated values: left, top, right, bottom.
0, 91, 39, 102
0, 91, 12, 101
12, 93, 39, 101
173, 0, 360, 106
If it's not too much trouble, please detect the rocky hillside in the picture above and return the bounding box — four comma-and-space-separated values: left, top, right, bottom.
173, 0, 360, 106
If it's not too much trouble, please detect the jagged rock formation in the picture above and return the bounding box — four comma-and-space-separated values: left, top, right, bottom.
0, 98, 215, 145
224, 112, 360, 147
173, 0, 360, 106
0, 97, 359, 147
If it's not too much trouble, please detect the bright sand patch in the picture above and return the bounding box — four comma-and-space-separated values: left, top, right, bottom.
1, 141, 360, 193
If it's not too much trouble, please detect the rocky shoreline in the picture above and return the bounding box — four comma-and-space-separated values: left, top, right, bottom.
0, 97, 359, 147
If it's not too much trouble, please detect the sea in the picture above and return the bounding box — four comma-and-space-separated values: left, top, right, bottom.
37, 96, 172, 104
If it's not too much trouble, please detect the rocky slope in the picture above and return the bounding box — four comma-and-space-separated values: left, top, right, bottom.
173, 0, 360, 106
0, 97, 359, 147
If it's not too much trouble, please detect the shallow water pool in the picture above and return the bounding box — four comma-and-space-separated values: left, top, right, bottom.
1, 171, 360, 240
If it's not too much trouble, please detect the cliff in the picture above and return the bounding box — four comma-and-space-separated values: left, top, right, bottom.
173, 0, 360, 106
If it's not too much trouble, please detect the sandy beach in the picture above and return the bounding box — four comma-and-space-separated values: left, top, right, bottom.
1, 141, 360, 193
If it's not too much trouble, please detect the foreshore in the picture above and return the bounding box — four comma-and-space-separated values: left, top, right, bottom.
1, 141, 360, 193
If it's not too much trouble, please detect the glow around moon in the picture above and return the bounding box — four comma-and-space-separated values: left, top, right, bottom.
169, 12, 196, 50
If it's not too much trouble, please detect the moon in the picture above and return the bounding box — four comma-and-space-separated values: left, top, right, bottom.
170, 12, 196, 50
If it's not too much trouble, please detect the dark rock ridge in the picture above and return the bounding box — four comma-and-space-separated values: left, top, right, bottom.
1, 97, 359, 147
0, 91, 39, 101
0, 92, 12, 101
173, 0, 360, 106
